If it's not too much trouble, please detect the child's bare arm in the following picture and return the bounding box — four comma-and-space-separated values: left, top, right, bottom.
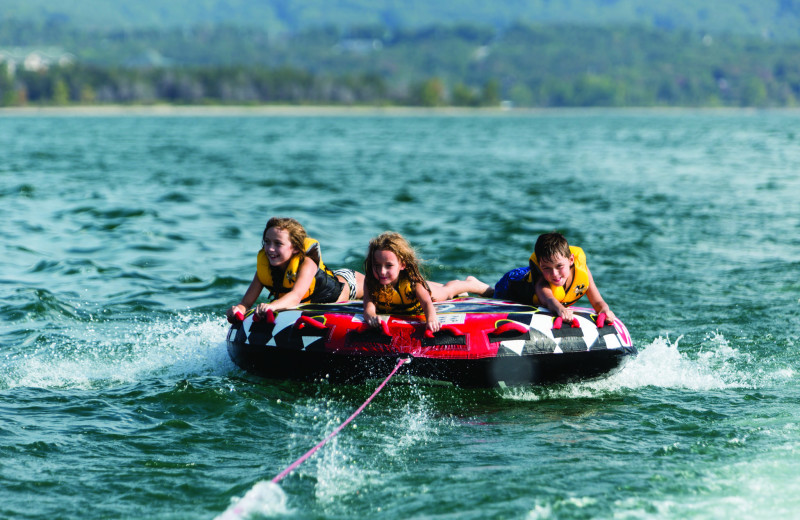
416, 284, 440, 332
584, 266, 616, 323
227, 273, 264, 322
362, 290, 381, 328
535, 278, 574, 322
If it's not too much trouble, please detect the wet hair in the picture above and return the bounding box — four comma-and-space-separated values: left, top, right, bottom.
262, 217, 307, 261
534, 232, 571, 263
364, 232, 431, 299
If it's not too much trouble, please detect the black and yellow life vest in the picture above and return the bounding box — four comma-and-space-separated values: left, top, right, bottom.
256, 237, 342, 303
528, 246, 590, 307
374, 277, 424, 315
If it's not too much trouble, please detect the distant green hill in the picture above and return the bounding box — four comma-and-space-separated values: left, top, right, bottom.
3, 1, 800, 108
2, 0, 800, 40
3, 22, 799, 108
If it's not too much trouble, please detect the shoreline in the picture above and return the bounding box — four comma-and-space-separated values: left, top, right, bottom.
0, 104, 515, 117
0, 104, 791, 117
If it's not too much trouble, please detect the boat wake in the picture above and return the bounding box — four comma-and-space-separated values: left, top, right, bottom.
2, 314, 233, 390
501, 331, 795, 401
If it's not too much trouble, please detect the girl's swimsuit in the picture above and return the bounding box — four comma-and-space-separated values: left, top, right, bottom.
333, 268, 358, 300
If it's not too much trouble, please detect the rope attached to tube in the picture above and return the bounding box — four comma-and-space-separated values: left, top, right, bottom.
271, 357, 410, 484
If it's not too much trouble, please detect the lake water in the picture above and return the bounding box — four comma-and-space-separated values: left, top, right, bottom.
1, 108, 799, 519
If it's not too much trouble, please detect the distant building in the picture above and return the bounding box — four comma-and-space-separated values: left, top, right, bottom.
333, 39, 383, 55
0, 47, 76, 75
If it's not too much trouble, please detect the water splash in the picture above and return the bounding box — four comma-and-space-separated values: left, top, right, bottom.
611, 334, 734, 391
502, 331, 795, 402
613, 331, 794, 390
315, 386, 437, 505
215, 481, 289, 519
314, 433, 378, 505
2, 314, 234, 389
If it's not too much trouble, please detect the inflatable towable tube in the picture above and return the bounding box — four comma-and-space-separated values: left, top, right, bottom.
226, 298, 636, 388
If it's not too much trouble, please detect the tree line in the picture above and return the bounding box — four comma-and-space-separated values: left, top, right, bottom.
2, 22, 800, 107
0, 64, 503, 107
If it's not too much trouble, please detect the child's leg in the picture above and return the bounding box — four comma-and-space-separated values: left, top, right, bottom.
492, 266, 529, 299
333, 269, 366, 300
429, 276, 491, 300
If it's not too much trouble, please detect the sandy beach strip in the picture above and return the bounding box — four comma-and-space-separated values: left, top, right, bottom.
0, 104, 521, 117
0, 104, 782, 118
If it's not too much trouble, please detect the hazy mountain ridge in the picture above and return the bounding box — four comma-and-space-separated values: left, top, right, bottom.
3, 1, 800, 108
2, 0, 800, 40
3, 22, 798, 108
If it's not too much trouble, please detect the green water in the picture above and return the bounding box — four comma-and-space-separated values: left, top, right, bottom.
1, 110, 799, 519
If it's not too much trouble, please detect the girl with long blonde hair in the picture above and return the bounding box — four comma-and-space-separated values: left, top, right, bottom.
363, 232, 490, 332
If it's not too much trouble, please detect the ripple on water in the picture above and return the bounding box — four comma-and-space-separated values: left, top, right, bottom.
3, 112, 800, 519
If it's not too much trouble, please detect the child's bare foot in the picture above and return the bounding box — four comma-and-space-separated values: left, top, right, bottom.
466, 276, 492, 297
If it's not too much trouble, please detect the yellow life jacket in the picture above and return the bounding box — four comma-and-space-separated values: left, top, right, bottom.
528, 246, 590, 307
374, 277, 424, 315
256, 237, 341, 303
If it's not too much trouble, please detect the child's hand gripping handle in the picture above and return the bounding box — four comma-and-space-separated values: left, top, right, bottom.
552, 317, 580, 330
596, 312, 613, 328
357, 319, 392, 336
252, 308, 276, 324
424, 325, 466, 338
228, 307, 245, 323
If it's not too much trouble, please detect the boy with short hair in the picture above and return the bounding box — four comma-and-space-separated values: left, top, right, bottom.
490, 232, 616, 324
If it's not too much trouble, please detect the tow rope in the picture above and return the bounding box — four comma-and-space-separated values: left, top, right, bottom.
272, 356, 410, 483
217, 357, 410, 519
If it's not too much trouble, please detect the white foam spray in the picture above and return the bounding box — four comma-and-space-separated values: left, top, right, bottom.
215, 481, 289, 519
502, 331, 795, 401
3, 314, 235, 389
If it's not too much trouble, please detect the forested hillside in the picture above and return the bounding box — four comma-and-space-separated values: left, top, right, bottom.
3, 0, 800, 39
2, 1, 800, 108
2, 22, 798, 108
